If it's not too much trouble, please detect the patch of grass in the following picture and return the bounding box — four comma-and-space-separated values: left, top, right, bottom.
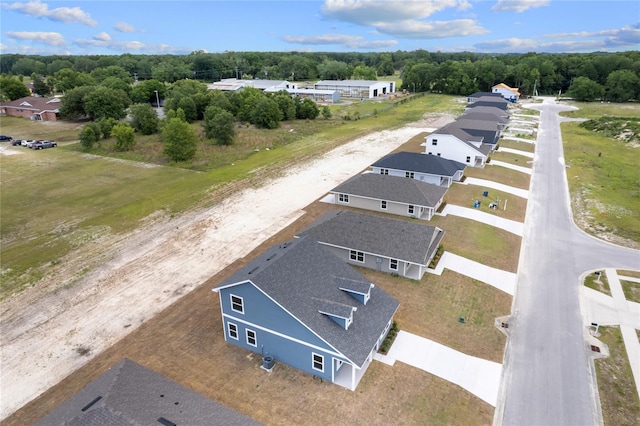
584, 271, 611, 296
429, 215, 521, 272
562, 120, 640, 246
498, 139, 535, 153
620, 280, 640, 303
559, 102, 640, 120
490, 151, 534, 168
464, 164, 531, 190
579, 117, 640, 145
594, 326, 640, 426
444, 183, 527, 222
618, 269, 640, 279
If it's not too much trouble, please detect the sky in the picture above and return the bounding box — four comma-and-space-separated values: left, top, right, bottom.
0, 0, 639, 56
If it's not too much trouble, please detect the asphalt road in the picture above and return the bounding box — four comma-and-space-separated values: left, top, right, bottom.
496, 98, 640, 425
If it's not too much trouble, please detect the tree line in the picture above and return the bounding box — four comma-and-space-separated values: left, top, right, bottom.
1, 50, 639, 99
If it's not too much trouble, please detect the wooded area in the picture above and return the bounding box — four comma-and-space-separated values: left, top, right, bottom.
1, 50, 639, 100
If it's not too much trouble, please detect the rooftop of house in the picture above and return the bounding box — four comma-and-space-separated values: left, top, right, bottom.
314, 79, 387, 87
1, 96, 61, 111
35, 359, 261, 426
459, 111, 509, 124
463, 105, 510, 118
371, 151, 467, 176
331, 172, 448, 207
466, 100, 509, 111
298, 210, 444, 266
215, 237, 399, 368
468, 91, 504, 99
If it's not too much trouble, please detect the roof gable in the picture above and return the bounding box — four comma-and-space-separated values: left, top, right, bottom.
216, 237, 399, 367
371, 151, 466, 177
331, 172, 448, 207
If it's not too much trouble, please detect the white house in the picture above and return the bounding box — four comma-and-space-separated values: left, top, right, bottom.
208, 78, 298, 92
370, 151, 466, 187
492, 83, 520, 102
422, 124, 492, 168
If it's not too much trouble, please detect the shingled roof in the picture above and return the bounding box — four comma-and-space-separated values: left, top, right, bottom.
331, 172, 447, 208
35, 359, 261, 426
298, 210, 444, 267
216, 237, 399, 368
460, 111, 509, 125
371, 151, 466, 176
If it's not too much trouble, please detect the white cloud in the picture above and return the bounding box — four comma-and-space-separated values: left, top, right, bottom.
282, 34, 398, 49
2, 0, 97, 26
114, 21, 142, 33
73, 38, 190, 54
491, 0, 550, 13
93, 32, 111, 42
376, 19, 488, 38
6, 31, 66, 46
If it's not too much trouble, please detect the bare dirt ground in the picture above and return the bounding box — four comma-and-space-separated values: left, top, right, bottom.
0, 114, 455, 420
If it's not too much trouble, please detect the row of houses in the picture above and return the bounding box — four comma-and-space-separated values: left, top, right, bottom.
211, 84, 519, 390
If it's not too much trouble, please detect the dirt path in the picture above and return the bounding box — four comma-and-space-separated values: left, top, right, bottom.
0, 115, 454, 419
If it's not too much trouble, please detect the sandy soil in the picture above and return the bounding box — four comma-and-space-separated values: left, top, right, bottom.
0, 115, 454, 419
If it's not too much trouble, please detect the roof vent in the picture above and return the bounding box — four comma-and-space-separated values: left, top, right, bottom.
81, 396, 102, 411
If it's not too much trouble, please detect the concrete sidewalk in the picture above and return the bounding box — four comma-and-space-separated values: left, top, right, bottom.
459, 177, 529, 199
374, 331, 502, 407
429, 251, 516, 295
497, 147, 535, 159
582, 269, 640, 401
488, 160, 532, 175
439, 204, 524, 236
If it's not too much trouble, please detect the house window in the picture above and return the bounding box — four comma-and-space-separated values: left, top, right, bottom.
405, 171, 414, 178
381, 200, 387, 210
227, 322, 238, 340
408, 205, 415, 215
338, 193, 349, 203
466, 156, 471, 163
246, 329, 257, 347
379, 168, 389, 175
389, 259, 398, 271
230, 294, 244, 314
312, 353, 324, 372
349, 250, 365, 263
432, 139, 438, 146
428, 152, 433, 155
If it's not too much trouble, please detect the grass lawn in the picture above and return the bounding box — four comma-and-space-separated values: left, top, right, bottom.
618, 270, 640, 279
444, 183, 527, 222
594, 326, 640, 426
464, 164, 531, 191
498, 139, 535, 153
490, 150, 534, 168
559, 102, 640, 120
620, 280, 640, 303
0, 94, 461, 299
584, 271, 611, 296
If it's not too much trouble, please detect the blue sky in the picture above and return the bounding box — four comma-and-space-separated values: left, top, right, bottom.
1, 0, 638, 55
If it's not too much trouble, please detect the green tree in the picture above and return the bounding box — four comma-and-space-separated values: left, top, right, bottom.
79, 126, 98, 150
31, 74, 51, 96
59, 85, 95, 118
111, 123, 136, 151
52, 68, 95, 93
207, 90, 233, 113
100, 76, 131, 95
130, 104, 159, 135
98, 117, 117, 139
605, 70, 640, 102
203, 106, 235, 145
83, 86, 131, 120
163, 117, 198, 161
352, 64, 377, 80
567, 76, 605, 101
317, 59, 351, 80
130, 79, 165, 104
176, 96, 198, 123
230, 87, 264, 122
90, 65, 132, 83
273, 91, 297, 120
251, 97, 282, 129
321, 105, 331, 120
0, 75, 30, 101
296, 98, 320, 120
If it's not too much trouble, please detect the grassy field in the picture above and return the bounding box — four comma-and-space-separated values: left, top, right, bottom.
559, 102, 640, 247
594, 326, 640, 426
584, 271, 611, 296
498, 139, 535, 153
0, 94, 460, 299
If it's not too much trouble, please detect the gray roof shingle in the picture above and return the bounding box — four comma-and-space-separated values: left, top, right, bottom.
36, 359, 261, 426
371, 151, 466, 177
460, 111, 509, 125
331, 172, 448, 208
217, 237, 399, 368
298, 210, 444, 266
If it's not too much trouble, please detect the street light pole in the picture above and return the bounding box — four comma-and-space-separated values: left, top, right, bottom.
154, 90, 160, 111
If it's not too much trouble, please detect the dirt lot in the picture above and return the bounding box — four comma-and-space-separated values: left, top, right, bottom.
1, 115, 460, 421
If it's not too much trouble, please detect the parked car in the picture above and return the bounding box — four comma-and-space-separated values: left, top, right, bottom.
22, 139, 34, 147
25, 140, 41, 148
11, 139, 25, 146
0, 135, 13, 142
31, 140, 57, 149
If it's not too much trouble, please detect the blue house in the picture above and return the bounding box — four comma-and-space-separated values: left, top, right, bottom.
212, 237, 399, 391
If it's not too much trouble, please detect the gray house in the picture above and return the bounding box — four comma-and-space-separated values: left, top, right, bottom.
35, 359, 261, 425
450, 118, 502, 146
370, 151, 467, 187
459, 111, 509, 130
463, 105, 510, 120
213, 237, 399, 391
298, 210, 445, 280
330, 172, 447, 220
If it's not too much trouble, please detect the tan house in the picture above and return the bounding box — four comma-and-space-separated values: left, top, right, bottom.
0, 96, 61, 121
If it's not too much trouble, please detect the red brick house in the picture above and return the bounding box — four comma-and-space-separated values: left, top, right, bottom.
0, 96, 61, 121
